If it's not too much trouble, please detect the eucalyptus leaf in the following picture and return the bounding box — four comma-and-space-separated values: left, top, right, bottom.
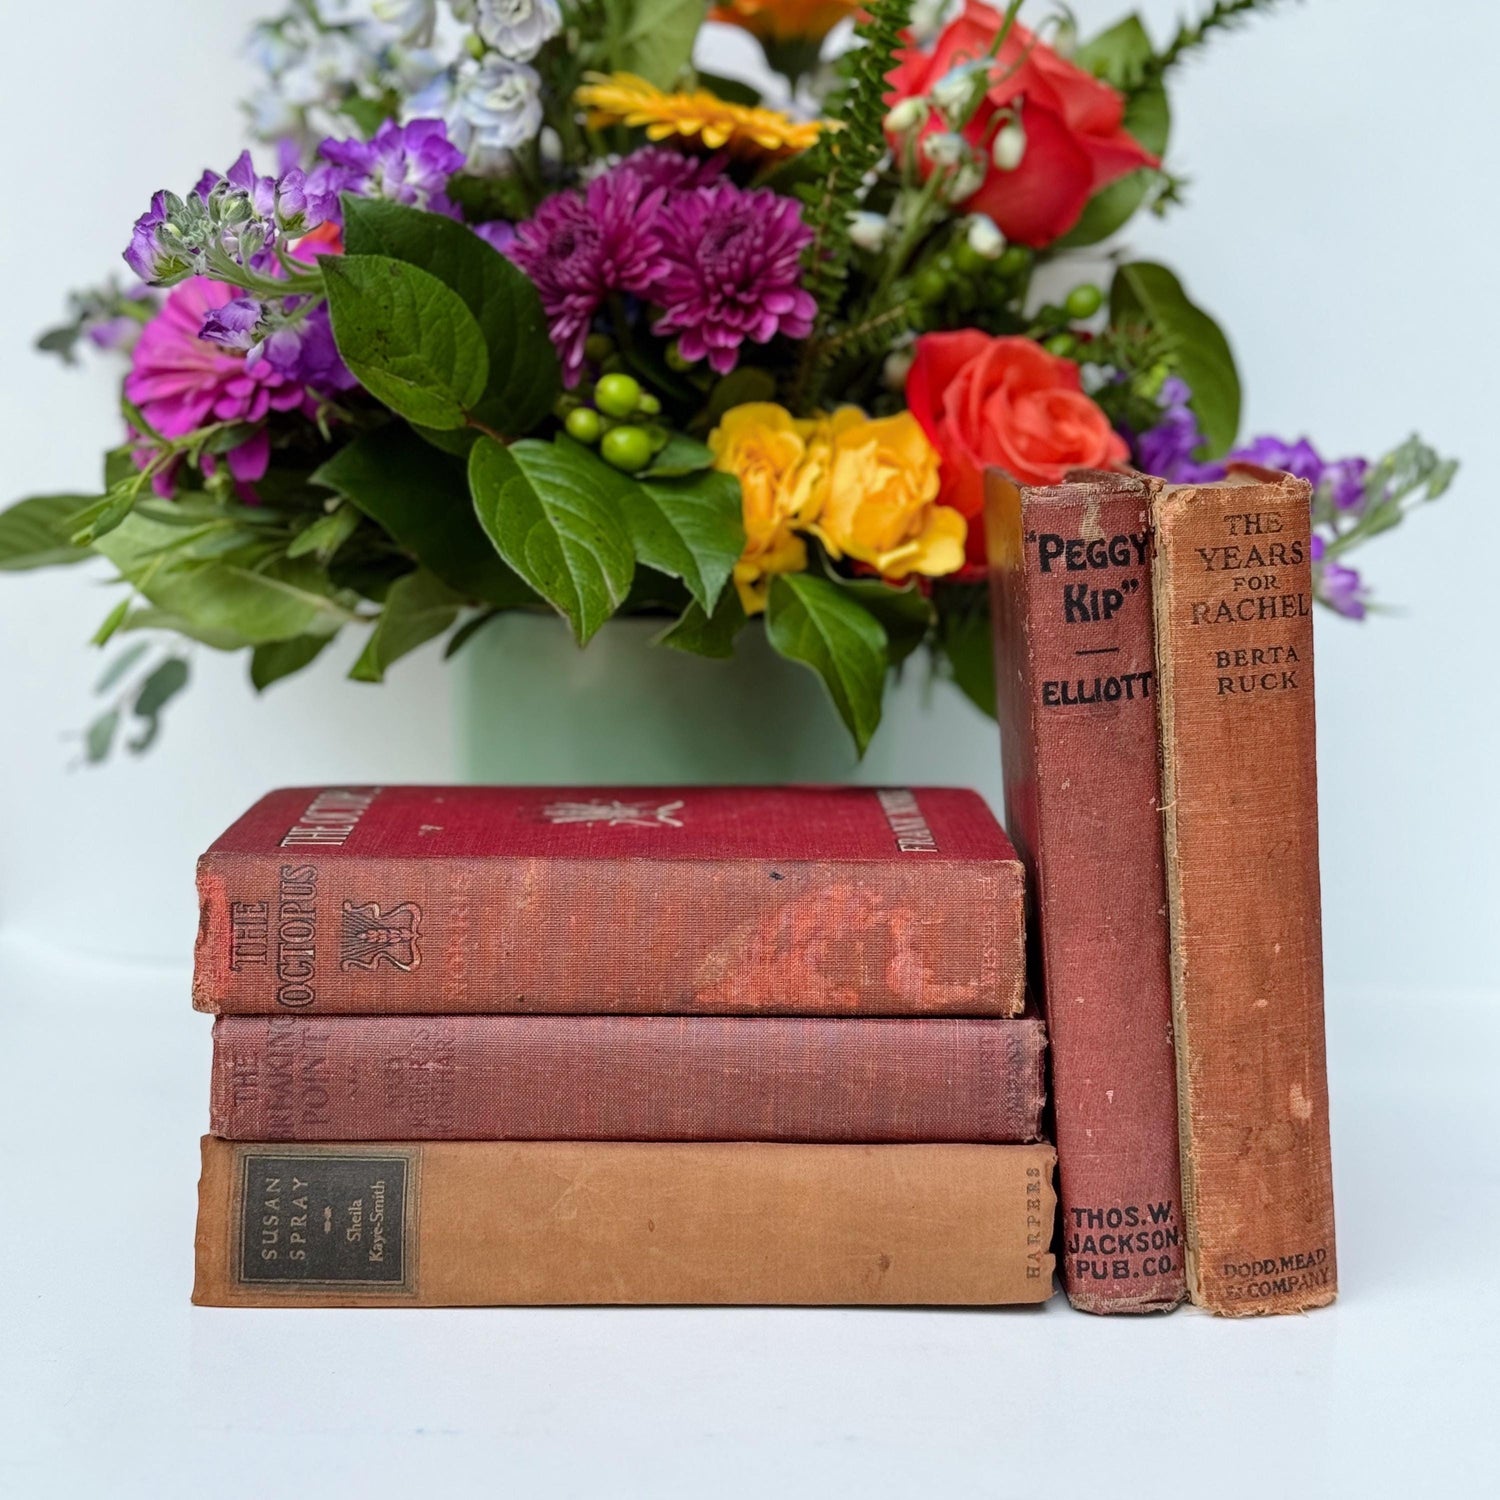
320, 253, 488, 429
94, 641, 150, 693
251, 634, 333, 691
618, 469, 743, 613
133, 655, 189, 718
656, 591, 747, 659
313, 425, 533, 605
350, 568, 464, 683
468, 435, 636, 643
1111, 261, 1241, 456
342, 197, 560, 435
0, 494, 95, 570
84, 708, 120, 765
766, 573, 889, 754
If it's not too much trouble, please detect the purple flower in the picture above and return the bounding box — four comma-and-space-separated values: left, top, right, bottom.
650, 183, 816, 375
1310, 535, 1369, 619
318, 118, 465, 218
124, 191, 195, 285
198, 296, 265, 352
509, 169, 668, 385
1132, 376, 1226, 483
472, 219, 517, 255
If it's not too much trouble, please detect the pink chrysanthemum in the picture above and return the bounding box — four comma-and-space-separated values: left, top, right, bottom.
651, 183, 816, 375
124, 277, 318, 493
509, 169, 667, 386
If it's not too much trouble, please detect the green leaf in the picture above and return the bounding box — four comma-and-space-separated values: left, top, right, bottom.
84, 708, 120, 765
95, 513, 355, 647
250, 634, 333, 691
95, 641, 150, 693
320, 253, 488, 429
1111, 261, 1241, 456
287, 504, 360, 562
703, 367, 778, 426
91, 594, 132, 646
133, 655, 189, 718
939, 599, 996, 718
0, 494, 95, 569
312, 425, 533, 606
1075, 14, 1154, 88
350, 569, 464, 683
468, 435, 636, 644
640, 433, 716, 478
69, 481, 142, 546
443, 610, 501, 661
605, 0, 705, 88
341, 197, 560, 435
819, 570, 934, 666
1054, 82, 1169, 248
693, 70, 762, 107
766, 573, 889, 754
656, 590, 747, 659
618, 469, 744, 613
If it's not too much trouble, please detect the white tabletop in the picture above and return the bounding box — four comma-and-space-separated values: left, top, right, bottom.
1, 932, 1494, 1498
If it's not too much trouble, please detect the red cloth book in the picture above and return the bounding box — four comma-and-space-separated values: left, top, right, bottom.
209, 1013, 1048, 1142
988, 471, 1187, 1313
194, 785, 1026, 1016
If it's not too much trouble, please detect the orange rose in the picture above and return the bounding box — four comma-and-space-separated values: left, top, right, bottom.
905, 332, 1129, 562
711, 0, 862, 45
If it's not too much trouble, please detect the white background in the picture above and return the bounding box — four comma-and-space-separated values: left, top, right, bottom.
1, 2, 1497, 1494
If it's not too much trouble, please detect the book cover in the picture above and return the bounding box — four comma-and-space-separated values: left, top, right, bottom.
1151, 467, 1337, 1315
987, 469, 1186, 1313
193, 785, 1026, 1017
192, 1138, 1058, 1307
209, 1013, 1048, 1143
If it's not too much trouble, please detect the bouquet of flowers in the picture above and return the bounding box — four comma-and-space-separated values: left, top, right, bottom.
0, 0, 1455, 758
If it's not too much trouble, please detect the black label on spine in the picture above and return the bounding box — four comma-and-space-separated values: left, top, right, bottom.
235, 1149, 413, 1289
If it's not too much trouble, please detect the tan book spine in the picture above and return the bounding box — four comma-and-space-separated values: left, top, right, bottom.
1151, 469, 1337, 1315
193, 1138, 1057, 1307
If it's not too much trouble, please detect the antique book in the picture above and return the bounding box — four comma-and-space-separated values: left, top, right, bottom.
193, 785, 1026, 1017
987, 469, 1186, 1314
192, 1138, 1058, 1306
1151, 467, 1337, 1315
210, 1013, 1048, 1142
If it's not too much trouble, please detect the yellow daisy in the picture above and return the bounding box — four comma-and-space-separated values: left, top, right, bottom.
575, 72, 826, 157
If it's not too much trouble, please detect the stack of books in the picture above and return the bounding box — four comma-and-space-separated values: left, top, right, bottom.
190, 785, 1058, 1306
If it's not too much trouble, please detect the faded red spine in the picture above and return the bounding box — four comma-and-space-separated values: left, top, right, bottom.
987, 471, 1186, 1313
193, 785, 1026, 1017
209, 1014, 1049, 1142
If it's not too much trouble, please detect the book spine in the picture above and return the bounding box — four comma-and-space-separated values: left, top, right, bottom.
192, 1138, 1057, 1307
209, 1014, 1048, 1143
1151, 475, 1337, 1315
194, 851, 1025, 1017
988, 472, 1186, 1313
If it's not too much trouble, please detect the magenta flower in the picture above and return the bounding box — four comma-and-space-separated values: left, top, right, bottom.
123, 278, 320, 493
650, 183, 816, 375
509, 169, 668, 385
614, 146, 726, 195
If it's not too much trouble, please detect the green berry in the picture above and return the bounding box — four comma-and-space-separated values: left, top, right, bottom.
914, 266, 948, 303
1064, 283, 1103, 319
601, 424, 653, 472
565, 407, 603, 444
595, 372, 642, 418
584, 333, 615, 363
1043, 332, 1077, 358
997, 245, 1030, 277
953, 242, 989, 277
637, 392, 661, 416
664, 342, 693, 372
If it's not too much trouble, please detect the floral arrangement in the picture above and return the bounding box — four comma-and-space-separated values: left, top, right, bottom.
0, 0, 1456, 758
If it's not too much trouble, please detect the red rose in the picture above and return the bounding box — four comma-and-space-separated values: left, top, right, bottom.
906, 331, 1129, 561
886, 2, 1158, 247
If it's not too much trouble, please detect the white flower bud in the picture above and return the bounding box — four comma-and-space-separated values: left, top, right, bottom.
1051, 17, 1078, 59
847, 211, 890, 253
992, 119, 1026, 172
923, 131, 966, 169
883, 348, 915, 390
931, 65, 982, 122
946, 159, 985, 203
966, 214, 1005, 260
884, 97, 927, 136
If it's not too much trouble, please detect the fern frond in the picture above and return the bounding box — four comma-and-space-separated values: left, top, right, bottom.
1143, 0, 1295, 83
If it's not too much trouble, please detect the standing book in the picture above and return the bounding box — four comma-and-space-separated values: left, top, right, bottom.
1151, 467, 1337, 1315
194, 785, 1026, 1017
987, 469, 1186, 1313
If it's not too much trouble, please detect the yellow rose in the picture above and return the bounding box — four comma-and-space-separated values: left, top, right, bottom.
709, 402, 830, 614
810, 409, 967, 579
